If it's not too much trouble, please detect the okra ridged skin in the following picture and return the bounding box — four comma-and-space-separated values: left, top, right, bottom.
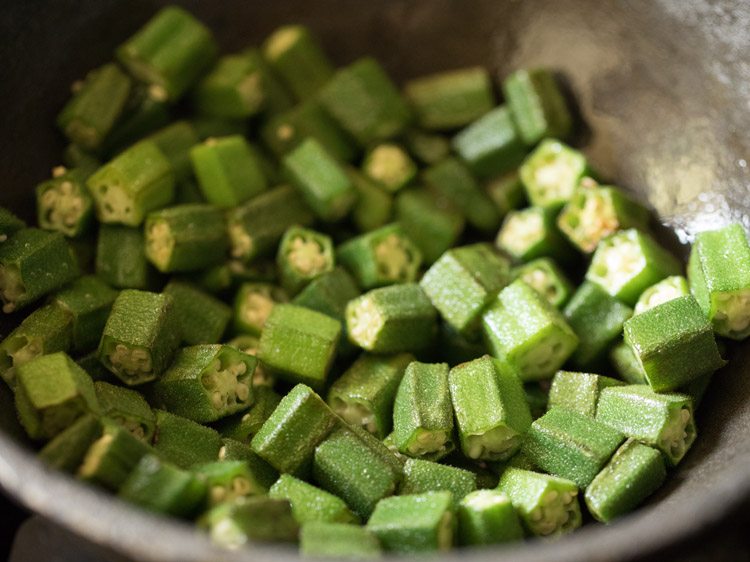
399, 458, 477, 506
201, 496, 299, 546
94, 381, 155, 442
146, 121, 200, 183
269, 473, 359, 525
36, 167, 95, 238
512, 257, 574, 309
609, 339, 648, 385
152, 409, 223, 469
300, 522, 382, 559
457, 489, 524, 546
484, 172, 527, 218
402, 128, 451, 166
548, 371, 623, 418
95, 225, 157, 290
163, 281, 231, 345
191, 52, 268, 119
193, 459, 275, 506
38, 414, 103, 473
292, 267, 360, 323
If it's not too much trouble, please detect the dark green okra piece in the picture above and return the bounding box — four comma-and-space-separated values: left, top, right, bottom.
502, 68, 572, 145
277, 226, 335, 295
448, 355, 532, 461
95, 225, 156, 290
519, 139, 589, 210
233, 282, 288, 337
0, 207, 25, 243
327, 353, 412, 438
270, 473, 359, 525
400, 458, 477, 506
609, 339, 648, 384
201, 496, 299, 547
362, 143, 418, 193
76, 351, 117, 383
457, 489, 524, 546
38, 414, 102, 472
319, 57, 412, 146
215, 386, 282, 443
484, 172, 527, 217
116, 6, 218, 101
689, 223, 750, 339
98, 290, 180, 385
404, 67, 493, 131
585, 439, 666, 523
586, 228, 682, 306
481, 279, 579, 381
194, 459, 273, 506
623, 296, 725, 392
36, 167, 95, 238
300, 522, 382, 559
152, 409, 222, 469
163, 281, 231, 345
189, 262, 233, 295
94, 381, 154, 441
395, 189, 465, 264
392, 361, 454, 460
548, 371, 623, 418
293, 267, 361, 324
15, 352, 99, 440
512, 257, 574, 309
346, 284, 438, 354
145, 121, 200, 183
218, 437, 257, 462
498, 467, 581, 537
348, 167, 395, 233
337, 224, 422, 289
63, 144, 101, 172
367, 491, 455, 553
0, 228, 80, 313
402, 129, 451, 166
634, 275, 689, 315
495, 206, 574, 263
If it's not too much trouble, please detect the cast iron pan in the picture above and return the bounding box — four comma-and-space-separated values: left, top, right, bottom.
1, 1, 749, 560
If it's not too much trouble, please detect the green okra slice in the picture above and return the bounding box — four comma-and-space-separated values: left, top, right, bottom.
348, 168, 394, 233
404, 67, 494, 131
293, 267, 361, 324
519, 140, 589, 210
423, 157, 500, 233
609, 339, 648, 385
392, 361, 454, 461
251, 384, 338, 476
585, 439, 666, 523
502, 68, 572, 145
38, 414, 102, 473
448, 355, 532, 461
98, 290, 180, 385
327, 353, 413, 438
218, 437, 256, 461
227, 184, 315, 263
485, 172, 527, 221
57, 63, 132, 151
346, 284, 438, 354
362, 143, 418, 193
188, 263, 233, 295
0, 304, 73, 387
36, 167, 95, 238
300, 522, 382, 559
522, 407, 624, 488
163, 281, 231, 345
51, 275, 118, 353
563, 281, 634, 369
337, 224, 422, 289
15, 352, 99, 440
689, 223, 750, 339
495, 206, 574, 263
201, 496, 299, 547
319, 57, 412, 146
512, 257, 574, 309
400, 458, 477, 506
144, 121, 200, 183
194, 460, 270, 506
481, 279, 579, 381
525, 382, 550, 420
258, 304, 341, 389
0, 228, 80, 314
190, 135, 268, 208
119, 454, 207, 518
95, 225, 156, 290
452, 105, 528, 178
152, 409, 222, 469
421, 243, 511, 337
395, 188, 465, 265
277, 226, 335, 295
116, 6, 218, 101
233, 282, 288, 337
634, 275, 689, 315
596, 385, 696, 465
497, 467, 581, 537
283, 138, 357, 222
94, 381, 155, 441
270, 474, 359, 525
457, 489, 524, 546
215, 386, 282, 443
0, 207, 25, 243
367, 491, 455, 553
586, 228, 682, 306
402, 129, 451, 166
623, 296, 725, 392
548, 371, 623, 418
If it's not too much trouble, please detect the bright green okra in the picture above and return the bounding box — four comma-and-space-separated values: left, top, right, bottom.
495, 206, 574, 263
548, 371, 623, 418
362, 143, 418, 193
233, 282, 288, 337
400, 458, 477, 506
293, 267, 361, 324
201, 496, 299, 546
163, 281, 231, 345
519, 140, 589, 210
270, 474, 359, 525
94, 381, 155, 441
36, 167, 95, 238
457, 490, 524, 546
95, 225, 156, 290
634, 275, 689, 315
512, 257, 574, 309
152, 409, 223, 469
145, 120, 201, 183
300, 522, 382, 559
609, 339, 648, 385
277, 226, 335, 295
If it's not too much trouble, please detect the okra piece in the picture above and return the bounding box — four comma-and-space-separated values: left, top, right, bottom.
0, 228, 80, 313
423, 157, 500, 233
227, 184, 315, 262
448, 355, 532, 461
94, 381, 155, 441
250, 384, 338, 476
57, 63, 132, 151
201, 496, 299, 547
189, 262, 233, 295
557, 181, 649, 254
402, 129, 451, 166
400, 458, 477, 506
392, 361, 454, 460
519, 140, 589, 210
586, 228, 682, 306
163, 281, 231, 345
293, 267, 360, 323
548, 371, 623, 418
634, 275, 689, 315
497, 467, 581, 537
609, 339, 648, 385
457, 489, 524, 546
262, 25, 334, 100
218, 437, 256, 462
194, 460, 272, 506
689, 223, 750, 339
282, 138, 356, 222
300, 522, 382, 559
190, 136, 268, 208
623, 296, 725, 391
152, 409, 222, 469
495, 206, 574, 263
404, 67, 494, 131
453, 105, 528, 178
146, 121, 201, 183
87, 140, 175, 226
119, 454, 207, 518
319, 57, 412, 146
15, 352, 99, 440
277, 226, 335, 295
77, 351, 117, 383
596, 385, 696, 465
484, 172, 527, 217
421, 243, 511, 337
362, 143, 418, 193
522, 407, 624, 488
36, 167, 95, 238
512, 257, 574, 309
38, 414, 102, 473
0, 207, 25, 243
481, 279, 579, 381
327, 353, 413, 438
395, 189, 465, 264
346, 284, 438, 354
585, 439, 666, 523
95, 225, 156, 290
63, 144, 101, 172
502, 68, 572, 145
270, 474, 359, 525
437, 323, 487, 366
216, 386, 282, 443
98, 290, 180, 385
367, 491, 455, 553
116, 6, 218, 101
348, 169, 394, 233
233, 282, 288, 337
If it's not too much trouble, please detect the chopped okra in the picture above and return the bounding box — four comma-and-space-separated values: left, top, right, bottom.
269, 474, 359, 525
94, 381, 155, 442
512, 257, 574, 309
152, 409, 223, 469
548, 371, 623, 418
36, 167, 95, 238
78, 420, 152, 490
300, 522, 382, 559
519, 140, 589, 210
457, 490, 524, 545
233, 283, 288, 337
362, 143, 418, 193
634, 275, 690, 315
201, 496, 299, 547
276, 226, 335, 294
399, 458, 477, 506
164, 281, 232, 345
193, 459, 274, 506
495, 206, 574, 264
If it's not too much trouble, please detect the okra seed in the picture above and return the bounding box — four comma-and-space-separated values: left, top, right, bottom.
210, 485, 227, 504
232, 476, 252, 495
287, 236, 327, 276
374, 234, 412, 280
229, 224, 253, 258
236, 383, 250, 402
52, 165, 67, 178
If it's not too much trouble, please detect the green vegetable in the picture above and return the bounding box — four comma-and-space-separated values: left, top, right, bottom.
512, 257, 574, 309
484, 172, 527, 217
548, 371, 623, 418
495, 206, 574, 263
292, 267, 361, 325
399, 458, 477, 506
233, 282, 288, 337
269, 474, 359, 525
163, 281, 231, 345
634, 275, 690, 315
201, 496, 298, 547
193, 459, 274, 506
276, 226, 335, 295
95, 225, 156, 290
215, 386, 282, 443
0, 207, 26, 243
402, 129, 451, 165
38, 414, 102, 472
519, 139, 589, 210
300, 522, 382, 559
152, 409, 222, 469
36, 167, 95, 238
94, 381, 155, 441
456, 490, 524, 545
362, 143, 418, 193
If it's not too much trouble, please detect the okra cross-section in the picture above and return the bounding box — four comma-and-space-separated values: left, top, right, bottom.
362, 143, 418, 193
233, 282, 288, 337
457, 490, 524, 546
215, 386, 281, 443
512, 257, 574, 309
94, 381, 155, 442
519, 140, 589, 210
548, 371, 623, 418
399, 458, 477, 506
269, 474, 359, 525
36, 167, 95, 238
194, 459, 274, 507
277, 226, 335, 295
495, 206, 573, 264
634, 275, 689, 315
